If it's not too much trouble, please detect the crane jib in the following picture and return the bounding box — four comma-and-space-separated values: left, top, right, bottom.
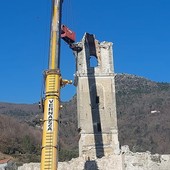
40, 0, 72, 169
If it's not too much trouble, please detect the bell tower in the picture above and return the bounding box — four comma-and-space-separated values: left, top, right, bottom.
74, 33, 120, 159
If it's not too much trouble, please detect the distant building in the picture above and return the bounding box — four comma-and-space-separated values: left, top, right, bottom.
0, 159, 10, 169
150, 110, 161, 114
0, 158, 17, 170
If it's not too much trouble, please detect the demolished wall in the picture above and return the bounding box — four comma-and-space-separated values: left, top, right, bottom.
122, 146, 170, 170
18, 146, 170, 170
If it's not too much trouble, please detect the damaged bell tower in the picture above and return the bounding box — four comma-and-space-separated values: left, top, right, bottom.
74, 33, 120, 159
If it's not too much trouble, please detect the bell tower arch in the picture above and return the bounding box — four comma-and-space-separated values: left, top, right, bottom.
74, 33, 120, 159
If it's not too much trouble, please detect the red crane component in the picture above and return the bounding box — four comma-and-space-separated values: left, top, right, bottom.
61, 25, 76, 44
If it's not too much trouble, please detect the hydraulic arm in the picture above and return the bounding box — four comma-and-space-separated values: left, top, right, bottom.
40, 0, 71, 169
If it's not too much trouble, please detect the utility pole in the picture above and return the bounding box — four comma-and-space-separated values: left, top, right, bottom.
40, 0, 71, 169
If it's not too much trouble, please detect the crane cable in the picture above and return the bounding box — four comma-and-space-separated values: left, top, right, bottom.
63, 0, 74, 29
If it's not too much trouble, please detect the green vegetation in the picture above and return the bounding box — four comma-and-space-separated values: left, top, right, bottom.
59, 149, 79, 162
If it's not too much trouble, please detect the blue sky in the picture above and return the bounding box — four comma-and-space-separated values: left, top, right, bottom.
0, 0, 170, 103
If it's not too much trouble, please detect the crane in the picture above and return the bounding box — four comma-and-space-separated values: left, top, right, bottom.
40, 0, 75, 169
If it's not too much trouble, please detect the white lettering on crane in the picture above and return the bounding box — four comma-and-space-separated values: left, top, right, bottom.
47, 99, 54, 132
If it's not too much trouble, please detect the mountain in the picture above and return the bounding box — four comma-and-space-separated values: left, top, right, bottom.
115, 74, 170, 154
0, 73, 170, 163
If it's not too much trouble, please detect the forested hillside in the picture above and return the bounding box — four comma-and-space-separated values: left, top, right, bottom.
0, 74, 170, 163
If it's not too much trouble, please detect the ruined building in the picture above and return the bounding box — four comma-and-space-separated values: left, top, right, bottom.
19, 34, 170, 170
74, 33, 120, 159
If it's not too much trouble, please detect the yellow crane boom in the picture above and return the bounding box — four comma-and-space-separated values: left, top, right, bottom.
40, 0, 71, 169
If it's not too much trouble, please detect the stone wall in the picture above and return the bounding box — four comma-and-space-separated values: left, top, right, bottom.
122, 146, 170, 170
18, 147, 170, 170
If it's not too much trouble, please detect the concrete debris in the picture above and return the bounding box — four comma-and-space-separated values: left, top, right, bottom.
18, 146, 170, 170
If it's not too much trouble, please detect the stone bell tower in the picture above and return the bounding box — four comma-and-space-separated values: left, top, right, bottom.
74, 33, 120, 159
